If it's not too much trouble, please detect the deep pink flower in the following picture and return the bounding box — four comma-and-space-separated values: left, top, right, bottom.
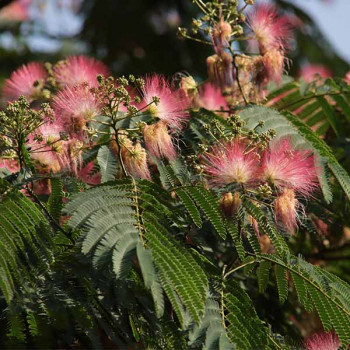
305, 331, 340, 350
299, 65, 331, 83
142, 74, 189, 129
247, 3, 294, 54
196, 83, 228, 113
2, 62, 47, 102
78, 161, 101, 185
53, 55, 109, 88
260, 138, 319, 196
53, 84, 102, 136
202, 140, 259, 187
143, 121, 176, 160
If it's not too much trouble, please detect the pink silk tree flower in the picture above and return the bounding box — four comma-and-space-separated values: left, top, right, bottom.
53, 84, 102, 137
299, 65, 331, 83
344, 71, 350, 85
142, 74, 189, 130
53, 55, 109, 88
78, 161, 101, 185
0, 0, 30, 23
196, 83, 228, 114
247, 3, 294, 54
2, 62, 47, 102
29, 122, 63, 174
274, 188, 298, 233
120, 137, 151, 180
0, 159, 20, 173
202, 139, 259, 187
143, 121, 176, 160
260, 138, 319, 196
305, 331, 340, 350
262, 49, 285, 85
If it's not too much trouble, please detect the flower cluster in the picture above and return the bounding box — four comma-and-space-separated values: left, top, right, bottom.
202, 137, 319, 233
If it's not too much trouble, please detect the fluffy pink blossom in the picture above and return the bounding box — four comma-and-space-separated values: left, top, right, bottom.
344, 71, 350, 85
262, 49, 285, 84
53, 55, 109, 88
260, 138, 319, 196
299, 65, 331, 83
142, 74, 189, 129
305, 331, 340, 350
202, 140, 259, 187
247, 3, 294, 54
143, 121, 176, 160
29, 121, 63, 174
0, 0, 30, 23
53, 84, 102, 136
274, 188, 298, 233
120, 137, 151, 180
196, 83, 228, 113
2, 62, 47, 102
0, 159, 19, 173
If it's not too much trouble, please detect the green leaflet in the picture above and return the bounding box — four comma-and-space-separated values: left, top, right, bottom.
97, 145, 118, 183
144, 212, 208, 325
0, 191, 53, 304
47, 178, 63, 222
186, 186, 227, 239
258, 253, 350, 346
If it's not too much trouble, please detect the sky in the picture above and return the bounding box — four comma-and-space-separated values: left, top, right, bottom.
286, 0, 350, 62
0, 0, 349, 64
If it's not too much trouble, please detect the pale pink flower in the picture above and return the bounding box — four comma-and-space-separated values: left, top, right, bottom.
274, 188, 298, 233
212, 17, 232, 53
142, 74, 189, 129
143, 121, 176, 160
260, 138, 319, 196
202, 140, 259, 187
0, 159, 20, 173
261, 49, 285, 84
299, 65, 331, 83
344, 71, 350, 85
206, 52, 234, 88
0, 0, 30, 23
247, 3, 294, 54
196, 83, 228, 113
30, 122, 63, 174
57, 139, 83, 177
305, 331, 340, 350
53, 55, 109, 88
2, 62, 47, 102
120, 137, 151, 180
53, 84, 102, 136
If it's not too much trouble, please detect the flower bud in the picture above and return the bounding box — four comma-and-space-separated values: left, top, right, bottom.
220, 192, 241, 217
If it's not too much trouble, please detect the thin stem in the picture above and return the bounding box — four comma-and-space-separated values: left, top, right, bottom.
221, 265, 227, 330
277, 91, 347, 111
267, 334, 284, 350
229, 48, 248, 105
224, 259, 256, 279
113, 128, 128, 177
